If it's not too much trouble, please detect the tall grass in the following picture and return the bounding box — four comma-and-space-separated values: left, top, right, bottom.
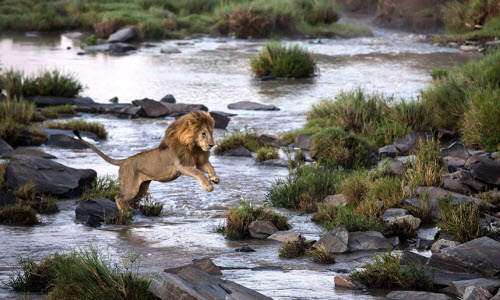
250, 42, 316, 78
0, 96, 36, 125
404, 137, 444, 190
324, 205, 384, 232
45, 120, 108, 139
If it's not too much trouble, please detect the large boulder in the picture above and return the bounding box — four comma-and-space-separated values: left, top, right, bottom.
427, 237, 500, 277
399, 250, 429, 265
442, 177, 473, 195
458, 170, 488, 191
386, 291, 450, 300
25, 96, 94, 107
164, 258, 222, 276
0, 137, 13, 156
449, 278, 500, 297
5, 155, 96, 198
471, 162, 500, 186
132, 98, 169, 117
249, 220, 278, 239
2, 148, 56, 159
433, 268, 486, 288
160, 94, 176, 103
75, 198, 119, 223
440, 142, 471, 160
161, 103, 208, 117
347, 231, 393, 252
209, 111, 231, 129
294, 134, 312, 150
47, 134, 89, 149
227, 101, 279, 111
464, 155, 495, 169
315, 225, 348, 254
463, 286, 493, 300
106, 26, 138, 43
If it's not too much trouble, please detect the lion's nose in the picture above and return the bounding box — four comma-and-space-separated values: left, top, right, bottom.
209, 144, 214, 148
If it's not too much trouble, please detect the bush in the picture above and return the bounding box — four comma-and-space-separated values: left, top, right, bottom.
351, 251, 434, 291
365, 176, 403, 209
340, 170, 370, 206
266, 165, 343, 211
84, 34, 98, 45
255, 146, 279, 162
250, 42, 316, 78
214, 128, 260, 154
0, 96, 36, 125
311, 202, 338, 224
224, 200, 290, 240
15, 182, 59, 214
40, 104, 76, 119
45, 120, 107, 139
404, 137, 444, 190
81, 175, 120, 201
324, 205, 384, 232
0, 203, 39, 225
388, 99, 434, 133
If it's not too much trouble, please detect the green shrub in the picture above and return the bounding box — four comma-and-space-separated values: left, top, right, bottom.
250, 42, 316, 78
366, 176, 403, 209
81, 175, 120, 201
311, 202, 339, 224
45, 119, 107, 139
40, 104, 76, 119
0, 203, 40, 225
340, 170, 370, 206
351, 251, 434, 291
15, 182, 59, 214
255, 146, 279, 162
224, 200, 290, 240
214, 128, 260, 154
84, 34, 98, 45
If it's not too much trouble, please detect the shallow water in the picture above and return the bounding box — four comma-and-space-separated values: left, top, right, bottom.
0, 16, 479, 299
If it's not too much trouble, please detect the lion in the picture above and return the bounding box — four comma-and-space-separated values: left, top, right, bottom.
73, 111, 219, 214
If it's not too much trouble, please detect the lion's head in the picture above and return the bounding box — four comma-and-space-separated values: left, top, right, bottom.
160, 111, 215, 158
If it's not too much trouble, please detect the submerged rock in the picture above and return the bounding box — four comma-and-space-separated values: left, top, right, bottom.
249, 220, 278, 239
227, 101, 279, 111
84, 43, 136, 53
164, 258, 222, 276
386, 291, 450, 300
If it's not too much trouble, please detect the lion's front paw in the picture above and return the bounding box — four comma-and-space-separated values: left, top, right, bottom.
205, 183, 214, 192
210, 176, 220, 184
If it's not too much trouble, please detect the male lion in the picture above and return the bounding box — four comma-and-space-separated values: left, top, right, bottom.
73, 111, 219, 214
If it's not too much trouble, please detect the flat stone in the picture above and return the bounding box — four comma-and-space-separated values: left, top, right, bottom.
463, 286, 493, 300
347, 231, 393, 252
399, 251, 428, 265
440, 142, 471, 160
384, 215, 421, 230
459, 170, 488, 191
0, 137, 13, 156
267, 231, 300, 243
443, 177, 473, 195
378, 144, 399, 158
386, 291, 451, 300
333, 275, 366, 289
294, 134, 312, 150
164, 258, 222, 276
378, 157, 403, 175
107, 26, 138, 43
450, 278, 500, 297
249, 220, 278, 239
382, 208, 409, 219
471, 162, 500, 186
433, 268, 486, 288
160, 47, 181, 54
431, 239, 460, 252
465, 155, 496, 169
227, 101, 279, 111
402, 198, 424, 208
444, 156, 465, 168
217, 146, 252, 157
323, 194, 347, 207
315, 225, 348, 254
209, 112, 230, 129
132, 98, 169, 117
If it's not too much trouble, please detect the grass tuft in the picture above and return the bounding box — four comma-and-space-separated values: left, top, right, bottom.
404, 137, 444, 191
214, 127, 260, 154
45, 120, 107, 139
324, 205, 384, 232
255, 146, 279, 162
40, 105, 76, 119
0, 203, 40, 225
138, 193, 163, 216
278, 235, 313, 258
81, 175, 120, 201
306, 244, 336, 264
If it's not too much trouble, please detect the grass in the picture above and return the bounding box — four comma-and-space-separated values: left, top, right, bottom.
105, 211, 133, 225
351, 251, 434, 291
40, 104, 76, 119
438, 196, 493, 243
0, 161, 8, 190
15, 182, 60, 214
45, 120, 107, 139
266, 165, 343, 212
300, 22, 373, 38
250, 42, 316, 78
404, 137, 444, 191
138, 193, 163, 216
0, 96, 36, 125
0, 203, 40, 225
214, 127, 260, 154
404, 197, 434, 224
84, 34, 98, 46
340, 170, 370, 206
1, 69, 83, 98
7, 246, 157, 299
324, 205, 384, 232
255, 146, 279, 162
278, 235, 313, 258
223, 200, 290, 240
306, 245, 336, 264
383, 220, 417, 241
81, 175, 120, 201
311, 202, 338, 224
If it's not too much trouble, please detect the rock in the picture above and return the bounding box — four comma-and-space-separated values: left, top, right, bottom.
267, 231, 300, 243
2, 148, 56, 159
440, 142, 471, 160
465, 155, 496, 169
259, 76, 277, 81
176, 41, 194, 46
444, 156, 465, 168
132, 98, 169, 117
433, 268, 486, 288
252, 266, 283, 271
459, 170, 488, 191
333, 275, 366, 289
160, 94, 176, 103
0, 137, 13, 156
386, 291, 451, 300
108, 96, 118, 103
443, 177, 473, 195
42, 128, 99, 142
323, 194, 347, 207
460, 45, 480, 52
347, 231, 393, 252
492, 291, 500, 300
427, 237, 500, 277
402, 198, 424, 208
47, 134, 89, 149
235, 247, 256, 252
256, 159, 289, 168
294, 134, 312, 151
85, 215, 101, 228
385, 215, 421, 230
248, 220, 278, 239
450, 278, 500, 297
315, 225, 348, 254
396, 154, 416, 164
395, 133, 431, 153
217, 146, 252, 157
378, 157, 403, 175
431, 239, 460, 252
6, 155, 96, 198
160, 47, 181, 54
114, 105, 141, 117
227, 101, 279, 111
382, 208, 409, 219
399, 251, 428, 265
149, 267, 272, 300
0, 189, 17, 207
378, 144, 399, 158
216, 44, 239, 50
257, 134, 278, 146
471, 162, 500, 186
413, 187, 478, 210
209, 111, 230, 129
463, 286, 493, 300
161, 103, 208, 117
164, 258, 222, 276
75, 198, 119, 223
486, 40, 500, 50
25, 96, 94, 107
84, 43, 136, 53
106, 26, 138, 43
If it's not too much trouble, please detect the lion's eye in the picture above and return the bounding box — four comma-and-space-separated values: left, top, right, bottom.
202, 132, 206, 137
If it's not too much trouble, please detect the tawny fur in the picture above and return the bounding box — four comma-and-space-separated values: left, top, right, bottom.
75, 111, 219, 214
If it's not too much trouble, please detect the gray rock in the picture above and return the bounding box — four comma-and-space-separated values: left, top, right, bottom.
160, 46, 181, 54
249, 220, 278, 239
132, 98, 169, 117
460, 45, 480, 52
465, 155, 496, 169
25, 96, 94, 107
41, 128, 100, 141
6, 155, 96, 198
257, 134, 278, 146
433, 268, 486, 288
114, 105, 141, 117
431, 239, 460, 252
107, 26, 138, 43
378, 157, 403, 175
427, 237, 500, 277
459, 170, 488, 191
463, 286, 493, 300
164, 258, 222, 276
84, 43, 136, 53
413, 187, 478, 210
47, 134, 89, 149
486, 40, 500, 50
333, 275, 366, 289
440, 142, 471, 160
450, 278, 500, 297
209, 111, 230, 130
256, 159, 289, 168
399, 251, 428, 265
386, 291, 450, 300
161, 103, 208, 117
0, 189, 17, 207
382, 208, 409, 219
471, 162, 500, 186
444, 156, 465, 168
492, 291, 500, 300
217, 146, 252, 157
394, 133, 431, 154
75, 198, 119, 224
347, 231, 393, 252
443, 177, 473, 195
227, 101, 279, 111
315, 225, 348, 254
267, 231, 300, 243
294, 134, 312, 150
385, 215, 421, 230
108, 96, 118, 103
160, 94, 176, 103
323, 194, 347, 207
378, 144, 399, 158
402, 198, 424, 208
0, 137, 13, 156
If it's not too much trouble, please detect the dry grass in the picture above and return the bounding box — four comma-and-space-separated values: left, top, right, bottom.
404, 137, 444, 190
0, 203, 40, 225
0, 96, 36, 125
278, 235, 313, 258
40, 105, 75, 119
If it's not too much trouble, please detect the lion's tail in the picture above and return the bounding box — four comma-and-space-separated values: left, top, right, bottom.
73, 130, 124, 166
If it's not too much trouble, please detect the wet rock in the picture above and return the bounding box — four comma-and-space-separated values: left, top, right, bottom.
443, 177, 473, 195
267, 231, 300, 243
256, 159, 289, 168
294, 134, 312, 151
85, 215, 101, 228
378, 144, 399, 158
386, 291, 451, 300
6, 155, 96, 198
459, 170, 488, 191
249, 220, 278, 239
75, 198, 119, 223
347, 231, 393, 252
427, 237, 500, 277
444, 156, 465, 168
431, 238, 460, 252
149, 268, 272, 300
227, 101, 279, 111
333, 274, 366, 289
47, 134, 89, 149
25, 96, 94, 107
132, 98, 169, 117
235, 247, 256, 252
433, 268, 486, 288
160, 94, 176, 103
315, 225, 348, 254
252, 266, 283, 271
217, 146, 252, 157
463, 286, 493, 300
108, 96, 118, 103
259, 76, 277, 81
0, 189, 17, 207
471, 162, 500, 186
42, 128, 99, 141
323, 194, 347, 207
164, 258, 222, 276
460, 45, 480, 52
440, 142, 471, 160
107, 26, 138, 43
162, 103, 208, 117
399, 251, 428, 265
0, 137, 13, 156
257, 134, 278, 146
209, 111, 230, 129
160, 47, 181, 54
84, 43, 136, 53
378, 157, 403, 175
450, 278, 500, 297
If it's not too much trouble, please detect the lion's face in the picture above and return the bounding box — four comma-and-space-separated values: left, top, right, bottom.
195, 125, 214, 152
